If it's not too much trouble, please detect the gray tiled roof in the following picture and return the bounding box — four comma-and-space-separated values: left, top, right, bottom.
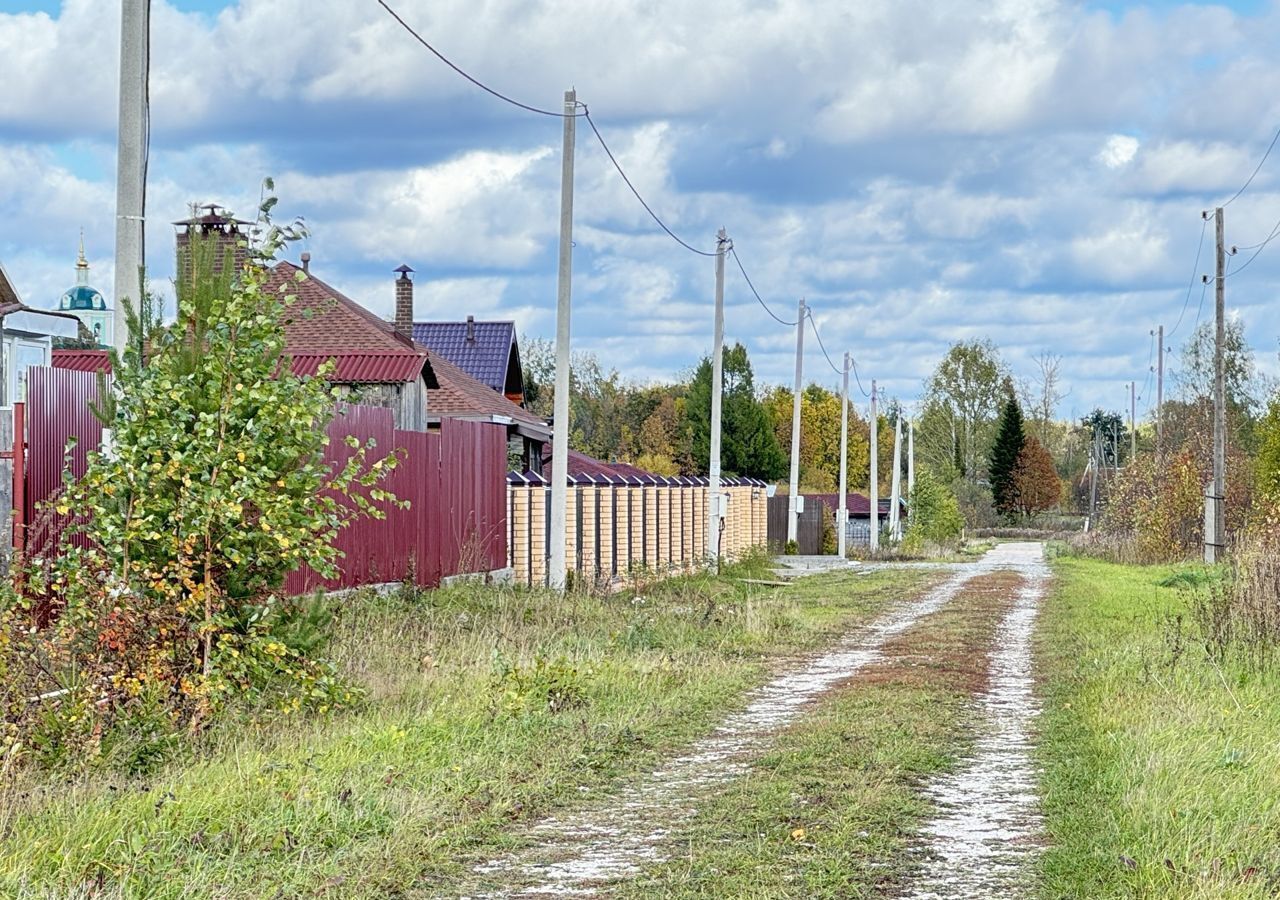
413, 320, 515, 394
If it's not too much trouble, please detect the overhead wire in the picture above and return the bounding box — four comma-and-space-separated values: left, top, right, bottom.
1224, 215, 1280, 277
582, 110, 718, 257
374, 0, 579, 118
1168, 217, 1207, 340
1221, 125, 1280, 208
807, 309, 845, 377
728, 248, 799, 325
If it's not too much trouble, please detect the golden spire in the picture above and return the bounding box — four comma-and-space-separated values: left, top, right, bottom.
76, 228, 88, 270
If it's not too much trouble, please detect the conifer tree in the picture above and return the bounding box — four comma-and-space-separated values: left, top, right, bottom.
989, 394, 1026, 516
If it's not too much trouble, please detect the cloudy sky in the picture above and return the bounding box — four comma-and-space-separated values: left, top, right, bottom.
1, 0, 1279, 420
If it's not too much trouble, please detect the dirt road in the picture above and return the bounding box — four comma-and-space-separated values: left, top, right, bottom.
465, 542, 1049, 898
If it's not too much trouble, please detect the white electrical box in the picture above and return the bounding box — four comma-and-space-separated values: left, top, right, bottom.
795, 495, 805, 514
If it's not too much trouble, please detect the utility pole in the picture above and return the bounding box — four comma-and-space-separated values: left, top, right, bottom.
548, 89, 577, 590
1208, 206, 1227, 563
707, 228, 727, 563
837, 352, 850, 558
1132, 381, 1138, 460
786, 299, 805, 544
113, 0, 149, 357
907, 417, 915, 518
869, 380, 879, 552
889, 415, 902, 540
1154, 324, 1164, 456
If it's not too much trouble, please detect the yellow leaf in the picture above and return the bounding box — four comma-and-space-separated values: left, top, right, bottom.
790, 827, 806, 842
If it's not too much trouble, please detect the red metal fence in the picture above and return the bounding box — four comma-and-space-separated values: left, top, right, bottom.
20, 366, 508, 591
283, 407, 509, 593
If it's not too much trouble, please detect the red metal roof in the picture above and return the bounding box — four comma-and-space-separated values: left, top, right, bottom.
52, 349, 112, 373
288, 352, 428, 384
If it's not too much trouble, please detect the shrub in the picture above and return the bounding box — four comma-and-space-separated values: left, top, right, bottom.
1, 190, 394, 770
905, 471, 964, 550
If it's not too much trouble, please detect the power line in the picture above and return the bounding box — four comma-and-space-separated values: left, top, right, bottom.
582, 111, 717, 257
1221, 125, 1280, 208
1225, 215, 1280, 277
807, 309, 845, 377
848, 355, 870, 398
375, 0, 578, 118
1168, 217, 1207, 340
728, 248, 799, 325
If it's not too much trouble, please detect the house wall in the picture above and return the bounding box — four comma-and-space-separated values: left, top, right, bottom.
331, 380, 427, 432
507, 481, 768, 588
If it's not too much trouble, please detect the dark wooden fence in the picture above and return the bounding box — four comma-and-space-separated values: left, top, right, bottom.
766, 495, 829, 555
20, 366, 508, 591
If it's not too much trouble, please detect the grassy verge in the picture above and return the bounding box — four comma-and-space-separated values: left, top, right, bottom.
617, 569, 1023, 899
1039, 555, 1280, 898
1, 556, 931, 899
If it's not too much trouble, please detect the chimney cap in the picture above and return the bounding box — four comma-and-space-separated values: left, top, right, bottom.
394, 264, 414, 277
172, 203, 251, 228
300, 251, 311, 272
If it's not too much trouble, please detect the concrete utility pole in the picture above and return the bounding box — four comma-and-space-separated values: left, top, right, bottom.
889, 416, 902, 540
1207, 206, 1227, 563
707, 228, 728, 563
786, 299, 805, 544
113, 0, 149, 357
1130, 381, 1136, 463
1154, 324, 1164, 456
548, 89, 577, 590
907, 417, 915, 520
869, 380, 879, 552
837, 352, 850, 558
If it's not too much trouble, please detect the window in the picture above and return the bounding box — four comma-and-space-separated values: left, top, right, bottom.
10, 340, 48, 404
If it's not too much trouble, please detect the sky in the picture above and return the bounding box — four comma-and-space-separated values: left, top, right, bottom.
1, 0, 1279, 422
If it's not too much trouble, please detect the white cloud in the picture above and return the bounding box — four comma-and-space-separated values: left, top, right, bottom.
1098, 134, 1139, 169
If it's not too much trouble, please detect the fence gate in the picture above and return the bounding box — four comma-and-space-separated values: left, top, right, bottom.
766, 495, 829, 555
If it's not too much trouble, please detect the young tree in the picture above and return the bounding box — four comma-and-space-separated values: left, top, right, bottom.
904, 470, 964, 548
920, 340, 1007, 483
989, 395, 1026, 516
1012, 435, 1060, 517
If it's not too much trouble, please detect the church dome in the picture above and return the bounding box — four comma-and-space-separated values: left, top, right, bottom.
60, 284, 107, 311
60, 232, 108, 312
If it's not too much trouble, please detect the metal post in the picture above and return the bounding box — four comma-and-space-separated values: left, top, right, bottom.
707, 228, 727, 563
1208, 206, 1226, 563
12, 402, 23, 556
869, 380, 879, 552
113, 0, 148, 358
548, 89, 577, 590
837, 352, 849, 558
786, 299, 805, 543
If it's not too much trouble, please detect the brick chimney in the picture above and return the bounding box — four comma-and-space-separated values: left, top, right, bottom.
394, 265, 414, 341
173, 203, 251, 295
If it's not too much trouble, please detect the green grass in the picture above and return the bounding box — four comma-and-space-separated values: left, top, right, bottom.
0, 557, 931, 899
1039, 556, 1280, 899
616, 568, 1020, 899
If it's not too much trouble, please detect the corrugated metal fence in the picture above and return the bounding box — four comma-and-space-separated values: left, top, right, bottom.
20, 367, 508, 591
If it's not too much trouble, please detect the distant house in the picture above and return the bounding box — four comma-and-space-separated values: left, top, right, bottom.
0, 261, 88, 405
413, 318, 525, 407
807, 492, 907, 545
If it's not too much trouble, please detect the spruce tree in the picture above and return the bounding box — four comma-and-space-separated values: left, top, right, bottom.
989, 395, 1026, 516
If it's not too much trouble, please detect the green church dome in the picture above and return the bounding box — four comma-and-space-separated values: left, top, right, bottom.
60, 284, 107, 312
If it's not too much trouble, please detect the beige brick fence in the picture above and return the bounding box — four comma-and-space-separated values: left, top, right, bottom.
506, 473, 770, 588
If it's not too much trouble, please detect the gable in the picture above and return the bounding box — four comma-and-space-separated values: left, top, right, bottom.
413, 320, 515, 395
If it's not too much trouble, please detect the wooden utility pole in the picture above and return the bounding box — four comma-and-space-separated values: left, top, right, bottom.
548, 89, 577, 590
113, 0, 149, 357
837, 352, 850, 558
707, 228, 728, 564
1155, 324, 1164, 456
786, 299, 805, 544
869, 380, 879, 552
1207, 207, 1226, 564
